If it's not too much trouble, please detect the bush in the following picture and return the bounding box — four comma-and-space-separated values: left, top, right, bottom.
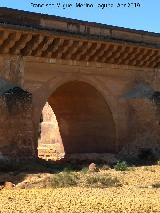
86, 175, 121, 188
114, 161, 128, 171
51, 172, 79, 188
81, 167, 88, 173
63, 166, 74, 173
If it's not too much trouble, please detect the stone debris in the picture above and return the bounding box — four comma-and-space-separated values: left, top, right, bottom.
88, 163, 98, 172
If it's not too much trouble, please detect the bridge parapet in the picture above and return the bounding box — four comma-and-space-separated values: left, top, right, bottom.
0, 8, 159, 68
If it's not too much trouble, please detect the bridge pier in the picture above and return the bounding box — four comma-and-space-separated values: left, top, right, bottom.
0, 86, 35, 161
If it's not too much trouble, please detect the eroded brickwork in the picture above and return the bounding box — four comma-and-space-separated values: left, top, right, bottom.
0, 56, 24, 87
119, 99, 160, 160
0, 87, 35, 160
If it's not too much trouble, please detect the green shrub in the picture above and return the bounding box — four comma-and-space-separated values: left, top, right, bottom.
86, 175, 121, 188
114, 161, 128, 171
81, 167, 88, 173
51, 172, 79, 188
63, 166, 73, 173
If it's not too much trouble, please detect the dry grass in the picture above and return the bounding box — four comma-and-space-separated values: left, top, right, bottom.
0, 165, 160, 212
0, 187, 160, 213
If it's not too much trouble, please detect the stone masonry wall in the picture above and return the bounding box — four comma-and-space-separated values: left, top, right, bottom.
0, 56, 24, 87
0, 87, 35, 161
119, 98, 160, 160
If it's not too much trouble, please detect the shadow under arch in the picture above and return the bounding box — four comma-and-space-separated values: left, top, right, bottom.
39, 80, 117, 155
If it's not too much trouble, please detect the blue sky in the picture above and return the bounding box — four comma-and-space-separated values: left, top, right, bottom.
0, 0, 159, 33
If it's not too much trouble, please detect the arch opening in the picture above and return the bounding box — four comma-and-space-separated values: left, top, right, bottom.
38, 81, 116, 160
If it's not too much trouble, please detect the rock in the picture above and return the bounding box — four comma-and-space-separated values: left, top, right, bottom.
88, 163, 98, 172
4, 181, 15, 189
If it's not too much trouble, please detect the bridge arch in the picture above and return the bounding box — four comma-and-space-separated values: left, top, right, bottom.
37, 79, 117, 156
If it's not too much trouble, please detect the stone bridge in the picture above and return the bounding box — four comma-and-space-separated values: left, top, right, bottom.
0, 7, 160, 161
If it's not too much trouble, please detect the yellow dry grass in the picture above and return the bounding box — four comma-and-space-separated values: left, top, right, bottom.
0, 165, 160, 213
0, 187, 160, 213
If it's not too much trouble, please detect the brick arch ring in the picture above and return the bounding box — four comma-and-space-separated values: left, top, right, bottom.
32, 74, 129, 154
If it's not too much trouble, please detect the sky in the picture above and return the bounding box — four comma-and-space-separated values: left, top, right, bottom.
0, 0, 159, 33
